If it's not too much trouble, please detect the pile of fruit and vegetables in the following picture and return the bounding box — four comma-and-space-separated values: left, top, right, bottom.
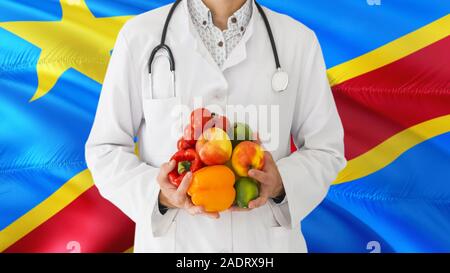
168, 108, 264, 212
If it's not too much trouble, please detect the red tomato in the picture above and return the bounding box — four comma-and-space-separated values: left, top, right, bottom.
205, 113, 231, 133
190, 108, 212, 134
183, 125, 197, 145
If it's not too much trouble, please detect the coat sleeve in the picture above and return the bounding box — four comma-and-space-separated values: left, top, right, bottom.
270, 33, 346, 229
85, 29, 176, 235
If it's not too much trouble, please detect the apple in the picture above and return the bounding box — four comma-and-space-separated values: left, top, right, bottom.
231, 141, 264, 177
196, 127, 232, 165
231, 122, 253, 148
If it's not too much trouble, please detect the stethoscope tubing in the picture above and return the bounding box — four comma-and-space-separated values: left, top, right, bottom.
148, 0, 281, 74
148, 0, 182, 73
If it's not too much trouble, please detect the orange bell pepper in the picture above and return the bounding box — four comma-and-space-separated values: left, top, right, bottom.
188, 165, 236, 212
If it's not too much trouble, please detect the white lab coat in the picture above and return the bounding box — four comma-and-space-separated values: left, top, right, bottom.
85, 0, 346, 253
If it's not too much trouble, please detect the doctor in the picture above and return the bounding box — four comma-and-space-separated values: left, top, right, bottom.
86, 0, 346, 252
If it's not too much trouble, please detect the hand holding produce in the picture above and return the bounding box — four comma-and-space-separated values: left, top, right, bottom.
246, 151, 285, 209
166, 107, 271, 214
157, 161, 219, 218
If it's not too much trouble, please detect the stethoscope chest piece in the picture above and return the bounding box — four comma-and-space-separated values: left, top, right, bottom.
272, 69, 289, 92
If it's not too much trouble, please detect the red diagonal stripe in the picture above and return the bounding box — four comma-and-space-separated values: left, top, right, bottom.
4, 187, 134, 253
333, 36, 450, 160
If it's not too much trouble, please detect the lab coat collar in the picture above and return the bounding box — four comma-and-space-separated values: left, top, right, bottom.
188, 0, 252, 33
170, 0, 259, 73
221, 0, 259, 71
188, 0, 212, 29
180, 0, 220, 72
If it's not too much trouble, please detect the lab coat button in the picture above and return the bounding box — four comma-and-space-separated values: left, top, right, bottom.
218, 41, 224, 47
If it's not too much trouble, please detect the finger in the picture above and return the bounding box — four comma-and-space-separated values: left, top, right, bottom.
187, 205, 205, 215
252, 132, 261, 144
229, 206, 252, 212
264, 151, 274, 162
248, 192, 269, 209
176, 172, 193, 194
158, 178, 177, 190
248, 169, 267, 183
202, 211, 220, 219
260, 152, 275, 173
186, 204, 219, 219
258, 185, 270, 196
248, 196, 268, 209
253, 133, 268, 151
159, 160, 176, 179
184, 199, 201, 214
157, 167, 178, 190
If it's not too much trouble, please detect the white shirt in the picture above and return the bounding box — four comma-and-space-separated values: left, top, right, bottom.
85, 0, 346, 252
187, 0, 252, 67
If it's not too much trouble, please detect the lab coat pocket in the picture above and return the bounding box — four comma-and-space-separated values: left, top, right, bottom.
142, 97, 182, 166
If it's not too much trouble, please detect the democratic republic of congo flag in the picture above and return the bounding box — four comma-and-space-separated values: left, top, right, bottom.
0, 0, 449, 253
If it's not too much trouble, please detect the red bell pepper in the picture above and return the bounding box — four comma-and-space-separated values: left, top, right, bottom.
168, 149, 203, 187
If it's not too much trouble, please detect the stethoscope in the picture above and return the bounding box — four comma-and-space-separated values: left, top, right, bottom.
148, 0, 289, 98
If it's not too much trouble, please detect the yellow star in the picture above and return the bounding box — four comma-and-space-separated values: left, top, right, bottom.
0, 0, 132, 101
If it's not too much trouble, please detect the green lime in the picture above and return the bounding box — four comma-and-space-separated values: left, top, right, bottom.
235, 177, 259, 208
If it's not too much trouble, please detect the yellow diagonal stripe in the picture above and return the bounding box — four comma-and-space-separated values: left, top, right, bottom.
0, 170, 93, 252
334, 115, 450, 185
328, 14, 450, 87
124, 246, 134, 253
